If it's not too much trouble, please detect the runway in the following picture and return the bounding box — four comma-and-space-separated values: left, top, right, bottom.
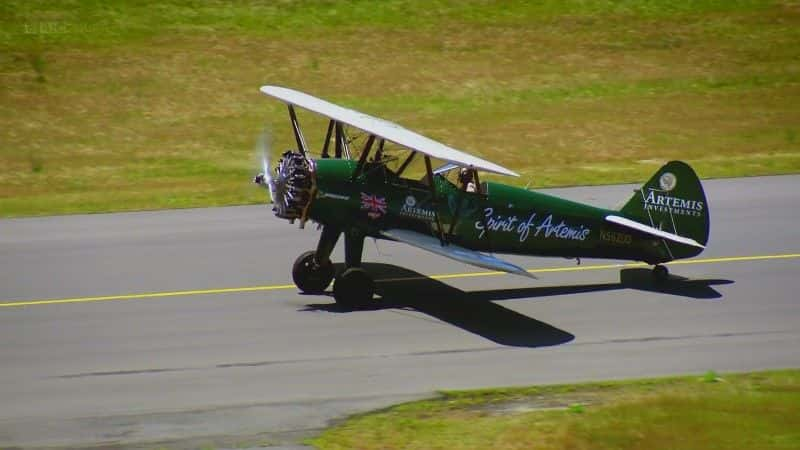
1, 175, 799, 448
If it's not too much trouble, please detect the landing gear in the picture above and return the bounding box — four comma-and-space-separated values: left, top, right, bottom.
293, 226, 375, 308
293, 225, 341, 294
332, 229, 374, 308
652, 264, 669, 283
292, 250, 334, 294
333, 267, 375, 308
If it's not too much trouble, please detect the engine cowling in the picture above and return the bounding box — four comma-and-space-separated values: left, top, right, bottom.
272, 150, 314, 221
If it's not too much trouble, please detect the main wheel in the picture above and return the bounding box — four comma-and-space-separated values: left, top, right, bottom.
292, 250, 334, 294
652, 264, 669, 283
333, 267, 375, 308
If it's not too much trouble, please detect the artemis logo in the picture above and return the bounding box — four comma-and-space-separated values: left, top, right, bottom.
659, 172, 677, 191
400, 195, 436, 221
643, 190, 704, 217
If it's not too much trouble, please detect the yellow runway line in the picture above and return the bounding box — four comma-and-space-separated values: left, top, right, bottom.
0, 284, 295, 308
1, 253, 798, 308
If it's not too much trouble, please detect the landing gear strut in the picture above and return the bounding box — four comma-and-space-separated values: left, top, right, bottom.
332, 229, 374, 308
652, 264, 669, 283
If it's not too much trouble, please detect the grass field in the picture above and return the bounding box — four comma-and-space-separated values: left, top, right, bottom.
2, 1, 799, 216
310, 369, 800, 450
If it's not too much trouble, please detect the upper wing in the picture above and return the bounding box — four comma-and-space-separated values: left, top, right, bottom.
260, 85, 518, 177
605, 215, 705, 249
382, 229, 536, 279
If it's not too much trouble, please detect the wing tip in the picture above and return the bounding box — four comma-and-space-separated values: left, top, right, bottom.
260, 85, 289, 97
520, 270, 538, 279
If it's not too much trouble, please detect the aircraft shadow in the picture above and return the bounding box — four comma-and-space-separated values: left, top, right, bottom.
619, 268, 732, 299
303, 263, 574, 348
475, 268, 733, 302
301, 264, 733, 348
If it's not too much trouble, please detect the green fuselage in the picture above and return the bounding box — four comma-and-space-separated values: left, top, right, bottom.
309, 159, 685, 265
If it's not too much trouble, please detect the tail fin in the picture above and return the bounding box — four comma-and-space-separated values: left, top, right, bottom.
620, 161, 710, 257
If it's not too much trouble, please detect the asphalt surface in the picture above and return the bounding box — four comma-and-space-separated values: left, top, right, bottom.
1, 175, 799, 449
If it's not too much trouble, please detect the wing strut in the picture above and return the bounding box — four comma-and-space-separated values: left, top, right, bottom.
321, 119, 334, 158
396, 151, 416, 177
374, 139, 385, 161
287, 105, 309, 156
424, 155, 447, 245
334, 122, 350, 159
446, 167, 477, 236
351, 134, 376, 181
472, 171, 494, 250
472, 169, 483, 194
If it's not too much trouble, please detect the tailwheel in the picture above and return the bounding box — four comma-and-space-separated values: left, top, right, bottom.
652, 264, 669, 283
292, 250, 334, 294
333, 267, 375, 308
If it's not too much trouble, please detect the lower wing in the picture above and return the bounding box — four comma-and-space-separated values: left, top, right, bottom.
381, 229, 536, 279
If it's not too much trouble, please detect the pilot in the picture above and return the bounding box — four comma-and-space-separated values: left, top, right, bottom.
458, 168, 477, 193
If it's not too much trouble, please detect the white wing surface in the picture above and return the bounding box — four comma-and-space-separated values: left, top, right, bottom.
382, 229, 536, 279
260, 85, 518, 177
605, 215, 705, 249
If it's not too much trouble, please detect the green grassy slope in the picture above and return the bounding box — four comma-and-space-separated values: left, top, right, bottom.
311, 369, 800, 450
2, 1, 799, 216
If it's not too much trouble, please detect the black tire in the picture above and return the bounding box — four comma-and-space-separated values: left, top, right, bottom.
333, 267, 375, 308
652, 265, 669, 283
292, 250, 334, 294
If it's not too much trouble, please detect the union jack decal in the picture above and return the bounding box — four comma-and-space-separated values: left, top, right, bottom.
360, 192, 387, 219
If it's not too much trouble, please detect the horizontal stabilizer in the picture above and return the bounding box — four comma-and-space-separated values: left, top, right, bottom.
606, 215, 705, 249
382, 229, 535, 279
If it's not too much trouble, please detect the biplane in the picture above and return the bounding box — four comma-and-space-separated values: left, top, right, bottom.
254, 86, 710, 307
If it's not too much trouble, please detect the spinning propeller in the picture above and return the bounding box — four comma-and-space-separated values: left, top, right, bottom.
253, 129, 313, 222
254, 130, 277, 203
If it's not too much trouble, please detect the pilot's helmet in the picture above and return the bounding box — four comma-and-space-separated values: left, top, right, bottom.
458, 168, 471, 184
